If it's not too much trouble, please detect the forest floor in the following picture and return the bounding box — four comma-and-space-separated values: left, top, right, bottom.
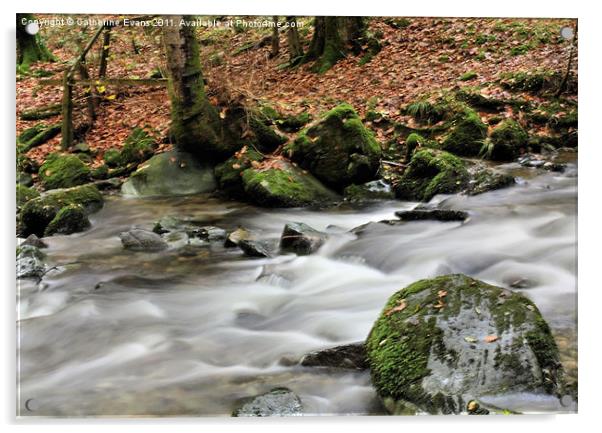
16, 15, 577, 168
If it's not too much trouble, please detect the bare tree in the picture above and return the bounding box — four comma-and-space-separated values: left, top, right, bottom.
286, 16, 304, 64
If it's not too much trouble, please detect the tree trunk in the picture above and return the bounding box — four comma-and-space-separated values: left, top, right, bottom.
270, 16, 280, 58
303, 16, 360, 73
286, 16, 303, 63
162, 15, 223, 160
556, 23, 578, 98
16, 14, 54, 69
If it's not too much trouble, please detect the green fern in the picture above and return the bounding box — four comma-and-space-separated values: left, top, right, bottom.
478, 138, 495, 159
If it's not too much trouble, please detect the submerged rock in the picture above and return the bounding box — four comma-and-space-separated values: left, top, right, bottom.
16, 245, 45, 279
300, 342, 368, 370
119, 229, 168, 252
366, 274, 564, 415
285, 103, 382, 190
394, 149, 469, 202
232, 387, 303, 417
280, 222, 327, 255
18, 184, 103, 238
241, 160, 339, 208
395, 209, 469, 222
121, 151, 216, 197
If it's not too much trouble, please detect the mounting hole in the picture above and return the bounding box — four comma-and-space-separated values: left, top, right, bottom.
560, 26, 574, 40
25, 22, 39, 35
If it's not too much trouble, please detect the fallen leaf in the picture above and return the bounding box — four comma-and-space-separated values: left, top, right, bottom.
484, 335, 498, 343
385, 299, 407, 316
438, 290, 447, 298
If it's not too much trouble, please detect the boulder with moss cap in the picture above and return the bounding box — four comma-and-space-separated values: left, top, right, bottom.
285, 103, 381, 190
366, 274, 564, 415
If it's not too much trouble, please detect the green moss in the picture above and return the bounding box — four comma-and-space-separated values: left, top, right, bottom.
487, 119, 529, 161
18, 184, 103, 237
119, 128, 158, 165
214, 147, 264, 196
16, 184, 40, 208
276, 112, 312, 132
285, 103, 381, 190
499, 70, 566, 94
459, 71, 478, 81
525, 315, 562, 393
38, 154, 90, 190
17, 123, 61, 152
90, 164, 109, 180
44, 203, 90, 236
441, 109, 487, 156
394, 149, 469, 201
241, 162, 339, 207
103, 149, 121, 168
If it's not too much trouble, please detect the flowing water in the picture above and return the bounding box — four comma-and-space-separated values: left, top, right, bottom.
17, 156, 578, 417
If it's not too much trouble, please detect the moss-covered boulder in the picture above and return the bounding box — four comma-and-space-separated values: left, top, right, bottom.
241, 160, 339, 207
441, 110, 487, 157
214, 146, 264, 196
276, 112, 312, 133
18, 184, 103, 237
121, 151, 216, 197
366, 274, 564, 415
221, 106, 287, 154
44, 204, 90, 236
285, 104, 382, 190
394, 149, 469, 202
104, 128, 158, 169
488, 119, 529, 161
38, 153, 90, 190
16, 184, 40, 209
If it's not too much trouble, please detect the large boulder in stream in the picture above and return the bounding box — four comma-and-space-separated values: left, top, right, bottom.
394, 149, 469, 202
285, 103, 382, 190
232, 387, 303, 417
18, 184, 103, 238
44, 204, 90, 236
366, 274, 564, 415
241, 160, 339, 207
121, 151, 216, 197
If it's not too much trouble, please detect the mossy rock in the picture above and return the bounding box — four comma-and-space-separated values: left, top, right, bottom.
16, 184, 40, 209
214, 147, 264, 196
121, 151, 216, 198
467, 169, 515, 195
394, 149, 469, 202
221, 106, 287, 154
44, 204, 91, 236
18, 184, 103, 237
241, 161, 339, 208
366, 274, 564, 415
118, 127, 158, 165
285, 103, 381, 190
488, 119, 529, 161
38, 154, 91, 190
276, 112, 312, 133
90, 164, 109, 180
17, 123, 61, 153
103, 149, 121, 168
404, 133, 438, 161
441, 109, 487, 157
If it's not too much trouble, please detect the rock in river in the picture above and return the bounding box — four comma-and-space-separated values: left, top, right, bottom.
119, 229, 168, 252
280, 222, 327, 255
300, 342, 368, 370
121, 151, 216, 197
16, 245, 45, 279
232, 387, 303, 417
395, 209, 469, 222
366, 274, 564, 414
238, 239, 271, 258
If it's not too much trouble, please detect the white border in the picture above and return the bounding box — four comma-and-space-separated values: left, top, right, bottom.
2, 1, 600, 432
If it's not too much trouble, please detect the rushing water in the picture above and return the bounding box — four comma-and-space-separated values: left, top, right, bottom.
17, 157, 577, 417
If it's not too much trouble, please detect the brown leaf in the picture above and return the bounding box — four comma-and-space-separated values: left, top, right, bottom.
385, 299, 407, 316
484, 335, 498, 343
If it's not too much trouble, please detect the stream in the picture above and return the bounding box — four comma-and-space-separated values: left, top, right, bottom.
17, 157, 577, 417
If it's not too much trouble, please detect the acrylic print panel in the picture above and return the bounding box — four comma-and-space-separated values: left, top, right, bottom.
16, 13, 577, 417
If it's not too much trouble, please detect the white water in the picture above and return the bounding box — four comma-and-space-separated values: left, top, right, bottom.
17, 160, 577, 416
